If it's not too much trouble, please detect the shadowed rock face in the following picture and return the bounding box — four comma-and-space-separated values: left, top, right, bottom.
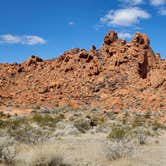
0, 30, 166, 112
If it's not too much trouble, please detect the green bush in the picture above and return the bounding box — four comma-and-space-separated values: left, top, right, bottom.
74, 118, 91, 133
108, 125, 131, 142
31, 113, 64, 127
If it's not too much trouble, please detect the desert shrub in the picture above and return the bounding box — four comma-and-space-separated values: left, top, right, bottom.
152, 120, 163, 131
137, 132, 147, 145
0, 136, 17, 165
31, 113, 65, 127
0, 117, 28, 130
8, 118, 28, 130
74, 118, 91, 133
108, 125, 131, 142
0, 119, 8, 128
105, 141, 134, 161
88, 113, 105, 127
8, 125, 51, 144
32, 155, 68, 166
135, 127, 147, 145
15, 145, 70, 166
0, 112, 6, 118
144, 111, 151, 119
1, 145, 16, 165
132, 116, 145, 128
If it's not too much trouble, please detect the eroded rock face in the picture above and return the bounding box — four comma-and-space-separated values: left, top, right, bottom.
0, 30, 166, 113
24, 55, 43, 66
104, 31, 118, 45
133, 32, 150, 48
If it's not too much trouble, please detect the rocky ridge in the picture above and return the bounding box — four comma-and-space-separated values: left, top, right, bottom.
0, 30, 166, 114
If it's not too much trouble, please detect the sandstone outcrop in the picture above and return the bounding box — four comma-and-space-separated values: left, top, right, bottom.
0, 30, 166, 114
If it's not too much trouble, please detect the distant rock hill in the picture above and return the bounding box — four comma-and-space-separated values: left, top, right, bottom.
0, 30, 166, 112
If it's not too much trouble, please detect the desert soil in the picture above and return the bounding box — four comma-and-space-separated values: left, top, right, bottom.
40, 132, 166, 166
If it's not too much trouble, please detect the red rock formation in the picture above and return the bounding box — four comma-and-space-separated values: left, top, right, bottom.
0, 30, 166, 114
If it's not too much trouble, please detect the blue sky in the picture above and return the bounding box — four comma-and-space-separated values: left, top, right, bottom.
0, 0, 166, 63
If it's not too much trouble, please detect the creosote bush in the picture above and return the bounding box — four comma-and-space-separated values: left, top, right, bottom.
74, 118, 91, 133
108, 125, 131, 142
31, 113, 65, 127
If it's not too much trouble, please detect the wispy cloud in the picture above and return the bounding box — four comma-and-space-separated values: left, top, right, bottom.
68, 21, 75, 26
118, 32, 132, 39
100, 7, 150, 27
150, 0, 166, 6
0, 34, 46, 45
159, 8, 166, 15
118, 0, 143, 5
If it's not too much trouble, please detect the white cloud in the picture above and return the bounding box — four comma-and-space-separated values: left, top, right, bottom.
150, 0, 166, 6
118, 0, 143, 5
159, 8, 166, 15
0, 34, 46, 45
0, 34, 21, 44
118, 32, 132, 39
100, 7, 150, 27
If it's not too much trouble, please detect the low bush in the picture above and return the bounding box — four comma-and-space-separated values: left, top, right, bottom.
105, 140, 134, 161
152, 120, 163, 131
15, 145, 70, 166
31, 113, 65, 128
108, 125, 131, 142
0, 117, 28, 130
0, 136, 17, 165
74, 118, 91, 133
8, 126, 51, 144
132, 116, 145, 128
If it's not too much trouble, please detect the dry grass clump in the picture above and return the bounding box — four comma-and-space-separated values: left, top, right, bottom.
0, 117, 27, 130
15, 144, 70, 166
106, 125, 134, 161
106, 123, 151, 161
8, 125, 51, 144
0, 136, 17, 165
31, 113, 65, 128
74, 118, 91, 133
0, 141, 70, 166
107, 125, 131, 142
105, 140, 134, 161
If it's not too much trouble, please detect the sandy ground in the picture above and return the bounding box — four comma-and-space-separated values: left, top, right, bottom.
113, 132, 166, 166
0, 132, 166, 166
49, 133, 109, 166
41, 132, 166, 166
0, 106, 36, 116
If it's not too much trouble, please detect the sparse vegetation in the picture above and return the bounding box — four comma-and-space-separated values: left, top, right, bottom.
31, 113, 65, 127
0, 106, 165, 165
105, 140, 134, 161
15, 145, 70, 166
74, 118, 91, 133
0, 136, 17, 165
152, 120, 163, 131
108, 125, 131, 142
